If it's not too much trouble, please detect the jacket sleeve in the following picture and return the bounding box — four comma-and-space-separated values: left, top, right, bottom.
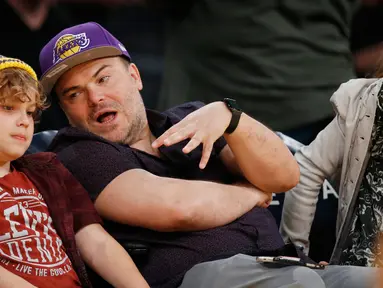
279, 115, 345, 254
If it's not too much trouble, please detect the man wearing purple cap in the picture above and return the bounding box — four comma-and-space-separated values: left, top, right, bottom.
40, 22, 378, 288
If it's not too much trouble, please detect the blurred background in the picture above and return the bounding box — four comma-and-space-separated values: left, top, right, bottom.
2, 0, 383, 133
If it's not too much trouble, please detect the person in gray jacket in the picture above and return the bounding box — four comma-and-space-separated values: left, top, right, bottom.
280, 77, 383, 267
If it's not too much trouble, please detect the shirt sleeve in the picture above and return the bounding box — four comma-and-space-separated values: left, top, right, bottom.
57, 140, 142, 202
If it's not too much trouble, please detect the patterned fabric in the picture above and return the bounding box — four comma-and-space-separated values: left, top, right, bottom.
339, 88, 383, 267
0, 170, 81, 287
13, 152, 102, 287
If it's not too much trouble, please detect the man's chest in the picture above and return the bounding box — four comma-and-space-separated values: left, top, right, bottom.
131, 145, 233, 183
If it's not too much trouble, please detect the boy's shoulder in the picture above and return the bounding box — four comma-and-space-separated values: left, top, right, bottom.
13, 152, 59, 171
20, 152, 57, 163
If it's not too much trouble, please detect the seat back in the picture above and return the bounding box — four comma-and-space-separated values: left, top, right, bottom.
26, 130, 58, 154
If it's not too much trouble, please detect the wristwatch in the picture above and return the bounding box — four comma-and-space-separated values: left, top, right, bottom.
223, 98, 242, 134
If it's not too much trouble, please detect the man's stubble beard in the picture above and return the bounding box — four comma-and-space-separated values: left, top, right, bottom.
119, 95, 148, 146
119, 111, 147, 146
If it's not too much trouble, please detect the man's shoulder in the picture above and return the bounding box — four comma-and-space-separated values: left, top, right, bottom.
164, 101, 205, 119
147, 101, 206, 131
330, 78, 381, 118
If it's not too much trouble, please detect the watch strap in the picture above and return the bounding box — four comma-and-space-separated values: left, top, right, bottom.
225, 109, 242, 134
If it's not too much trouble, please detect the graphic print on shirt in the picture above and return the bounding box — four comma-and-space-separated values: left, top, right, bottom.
0, 172, 76, 279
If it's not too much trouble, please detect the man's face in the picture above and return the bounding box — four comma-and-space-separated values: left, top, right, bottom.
0, 96, 35, 162
55, 57, 147, 144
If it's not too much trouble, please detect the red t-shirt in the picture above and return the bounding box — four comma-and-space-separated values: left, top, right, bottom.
0, 169, 81, 287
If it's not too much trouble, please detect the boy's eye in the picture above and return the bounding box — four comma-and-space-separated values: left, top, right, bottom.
1, 106, 13, 111
27, 111, 35, 117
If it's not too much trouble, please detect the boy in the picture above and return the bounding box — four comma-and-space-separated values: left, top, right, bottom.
0, 55, 149, 287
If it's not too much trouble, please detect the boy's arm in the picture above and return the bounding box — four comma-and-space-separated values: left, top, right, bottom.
0, 266, 36, 288
75, 224, 150, 288
51, 157, 148, 286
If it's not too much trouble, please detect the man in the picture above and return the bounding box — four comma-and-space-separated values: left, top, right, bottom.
280, 77, 383, 267
39, 22, 376, 288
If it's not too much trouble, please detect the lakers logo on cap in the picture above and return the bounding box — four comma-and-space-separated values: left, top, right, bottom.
53, 33, 90, 64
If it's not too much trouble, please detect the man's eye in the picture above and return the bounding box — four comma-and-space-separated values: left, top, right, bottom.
99, 76, 110, 84
69, 92, 80, 99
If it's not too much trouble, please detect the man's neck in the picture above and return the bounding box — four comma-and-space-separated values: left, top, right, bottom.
0, 161, 11, 178
129, 126, 161, 157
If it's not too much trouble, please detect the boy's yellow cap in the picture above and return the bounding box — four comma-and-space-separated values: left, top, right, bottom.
0, 55, 38, 82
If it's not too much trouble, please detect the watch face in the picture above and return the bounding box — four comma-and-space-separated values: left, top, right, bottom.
224, 98, 241, 111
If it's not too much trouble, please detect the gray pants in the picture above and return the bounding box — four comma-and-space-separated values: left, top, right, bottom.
179, 254, 378, 288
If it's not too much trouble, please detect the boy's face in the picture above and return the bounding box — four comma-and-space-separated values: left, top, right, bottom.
0, 96, 36, 162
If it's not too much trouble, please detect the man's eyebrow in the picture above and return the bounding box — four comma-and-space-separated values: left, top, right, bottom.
60, 64, 111, 97
92, 64, 111, 79
61, 85, 80, 97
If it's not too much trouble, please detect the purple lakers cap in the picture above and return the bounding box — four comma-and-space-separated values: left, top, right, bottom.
39, 22, 131, 94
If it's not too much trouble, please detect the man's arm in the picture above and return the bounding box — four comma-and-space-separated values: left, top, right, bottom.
227, 113, 300, 193
95, 168, 271, 232
75, 224, 149, 288
280, 117, 344, 254
153, 102, 300, 193
0, 266, 36, 288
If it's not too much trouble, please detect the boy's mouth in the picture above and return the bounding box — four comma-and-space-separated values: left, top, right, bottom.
11, 134, 27, 141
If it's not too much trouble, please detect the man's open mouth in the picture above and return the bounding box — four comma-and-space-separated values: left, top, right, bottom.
96, 111, 117, 123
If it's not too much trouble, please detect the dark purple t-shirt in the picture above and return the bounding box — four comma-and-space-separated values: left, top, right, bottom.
49, 102, 284, 288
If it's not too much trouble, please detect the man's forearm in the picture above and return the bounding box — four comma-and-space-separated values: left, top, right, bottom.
224, 113, 300, 193
175, 179, 269, 230
96, 169, 269, 232
0, 266, 36, 288
76, 224, 149, 288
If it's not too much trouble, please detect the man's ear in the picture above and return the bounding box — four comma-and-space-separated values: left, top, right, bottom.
129, 63, 143, 91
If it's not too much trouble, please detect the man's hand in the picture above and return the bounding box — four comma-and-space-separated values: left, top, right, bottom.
255, 190, 272, 208
236, 181, 273, 208
152, 102, 231, 169
319, 261, 329, 266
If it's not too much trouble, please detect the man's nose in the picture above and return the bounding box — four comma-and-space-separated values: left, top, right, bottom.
87, 88, 105, 106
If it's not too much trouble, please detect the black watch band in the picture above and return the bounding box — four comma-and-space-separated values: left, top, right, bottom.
223, 98, 242, 134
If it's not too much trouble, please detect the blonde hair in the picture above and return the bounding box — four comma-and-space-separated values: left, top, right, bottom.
0, 68, 48, 120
